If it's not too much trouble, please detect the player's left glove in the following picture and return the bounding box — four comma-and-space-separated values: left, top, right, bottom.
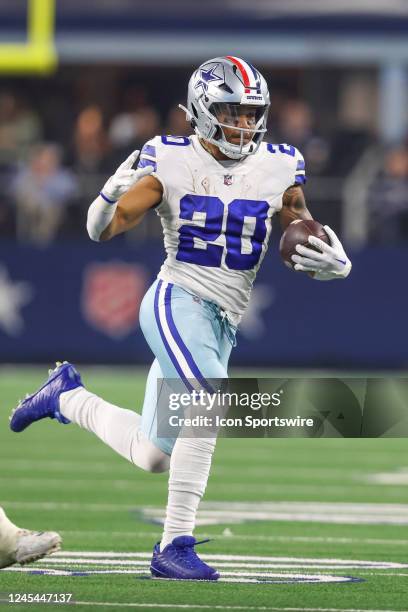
291, 225, 352, 280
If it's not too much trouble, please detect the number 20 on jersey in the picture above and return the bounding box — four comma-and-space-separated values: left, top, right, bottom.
176, 194, 269, 271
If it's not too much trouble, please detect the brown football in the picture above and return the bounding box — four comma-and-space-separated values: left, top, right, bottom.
279, 219, 330, 269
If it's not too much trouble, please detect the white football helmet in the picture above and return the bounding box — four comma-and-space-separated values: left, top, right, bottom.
180, 56, 270, 160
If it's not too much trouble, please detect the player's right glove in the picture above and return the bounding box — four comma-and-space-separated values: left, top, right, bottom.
100, 149, 154, 203
87, 150, 154, 242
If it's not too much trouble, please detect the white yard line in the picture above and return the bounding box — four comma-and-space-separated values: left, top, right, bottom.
40, 551, 408, 569
197, 502, 408, 512
34, 557, 405, 570
1, 567, 356, 583
358, 572, 408, 577
2, 550, 382, 583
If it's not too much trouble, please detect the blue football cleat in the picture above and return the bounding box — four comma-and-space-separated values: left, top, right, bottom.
150, 536, 219, 581
9, 361, 83, 432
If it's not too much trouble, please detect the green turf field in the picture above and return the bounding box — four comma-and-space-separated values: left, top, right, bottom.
1, 367, 408, 611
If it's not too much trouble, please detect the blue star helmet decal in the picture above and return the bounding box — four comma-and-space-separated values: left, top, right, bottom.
194, 64, 222, 93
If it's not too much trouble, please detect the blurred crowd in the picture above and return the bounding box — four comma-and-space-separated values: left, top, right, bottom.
367, 146, 408, 244
0, 86, 192, 244
0, 73, 407, 246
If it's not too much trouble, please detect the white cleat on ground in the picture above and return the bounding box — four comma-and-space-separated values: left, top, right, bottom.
0, 529, 62, 568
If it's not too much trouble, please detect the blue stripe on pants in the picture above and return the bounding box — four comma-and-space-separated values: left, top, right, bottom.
163, 283, 215, 394
153, 280, 194, 391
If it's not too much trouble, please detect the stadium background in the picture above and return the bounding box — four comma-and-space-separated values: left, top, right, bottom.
1, 2, 408, 610
0, 0, 407, 368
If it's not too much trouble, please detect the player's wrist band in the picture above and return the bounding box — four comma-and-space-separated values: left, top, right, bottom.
99, 192, 117, 204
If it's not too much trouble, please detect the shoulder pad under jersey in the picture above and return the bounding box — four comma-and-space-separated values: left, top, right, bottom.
262, 142, 306, 188
137, 135, 192, 173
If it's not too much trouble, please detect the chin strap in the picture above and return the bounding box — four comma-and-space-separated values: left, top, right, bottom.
178, 103, 192, 121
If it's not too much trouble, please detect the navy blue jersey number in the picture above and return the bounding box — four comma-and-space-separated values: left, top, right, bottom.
161, 136, 190, 146
176, 194, 269, 270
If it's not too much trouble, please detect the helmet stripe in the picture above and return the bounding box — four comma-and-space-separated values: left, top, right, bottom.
247, 62, 262, 94
225, 55, 251, 93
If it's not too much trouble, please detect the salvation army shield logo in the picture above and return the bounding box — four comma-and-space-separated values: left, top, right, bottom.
81, 262, 147, 339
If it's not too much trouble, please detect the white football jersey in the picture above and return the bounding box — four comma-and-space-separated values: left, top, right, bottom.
137, 134, 306, 325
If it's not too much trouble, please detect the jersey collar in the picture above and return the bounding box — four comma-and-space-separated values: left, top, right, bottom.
192, 135, 247, 170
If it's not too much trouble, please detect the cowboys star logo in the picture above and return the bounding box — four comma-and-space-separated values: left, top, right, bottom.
194, 64, 222, 93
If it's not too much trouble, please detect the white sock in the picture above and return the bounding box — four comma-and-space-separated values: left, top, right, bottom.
59, 388, 170, 473
160, 437, 216, 550
0, 507, 18, 559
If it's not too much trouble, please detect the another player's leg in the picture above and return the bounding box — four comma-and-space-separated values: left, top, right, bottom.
0, 507, 61, 569
140, 279, 235, 580
9, 361, 169, 474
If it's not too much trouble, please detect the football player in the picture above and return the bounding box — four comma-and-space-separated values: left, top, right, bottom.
0, 506, 61, 568
10, 57, 351, 580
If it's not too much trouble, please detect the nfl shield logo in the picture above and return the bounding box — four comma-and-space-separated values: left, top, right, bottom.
224, 174, 233, 186
81, 261, 147, 339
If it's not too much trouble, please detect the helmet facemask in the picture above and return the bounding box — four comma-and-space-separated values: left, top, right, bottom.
202, 101, 269, 159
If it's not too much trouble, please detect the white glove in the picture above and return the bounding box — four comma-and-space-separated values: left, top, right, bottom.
100, 149, 154, 203
291, 225, 352, 280
87, 150, 154, 241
